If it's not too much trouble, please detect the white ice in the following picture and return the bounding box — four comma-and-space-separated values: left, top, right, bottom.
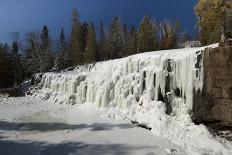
29, 43, 232, 154
0, 96, 188, 155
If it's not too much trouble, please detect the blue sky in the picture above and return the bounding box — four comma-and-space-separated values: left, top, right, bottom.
0, 0, 197, 43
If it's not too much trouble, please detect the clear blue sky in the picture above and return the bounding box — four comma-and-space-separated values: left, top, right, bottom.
0, 0, 197, 43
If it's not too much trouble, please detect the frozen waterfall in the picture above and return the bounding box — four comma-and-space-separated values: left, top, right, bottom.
31, 45, 218, 122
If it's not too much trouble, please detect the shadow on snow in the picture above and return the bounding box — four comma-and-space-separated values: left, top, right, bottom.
0, 140, 153, 155
0, 121, 154, 155
0, 121, 134, 132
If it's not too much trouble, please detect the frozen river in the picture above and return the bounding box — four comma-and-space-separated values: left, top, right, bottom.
0, 97, 184, 155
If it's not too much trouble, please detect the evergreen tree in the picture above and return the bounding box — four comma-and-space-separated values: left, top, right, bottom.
98, 20, 108, 60
85, 23, 97, 63
81, 22, 88, 51
11, 41, 22, 86
25, 32, 40, 77
11, 41, 19, 55
60, 28, 71, 69
108, 17, 124, 59
40, 25, 52, 72
54, 28, 65, 71
137, 15, 157, 53
70, 8, 83, 65
0, 44, 12, 88
60, 28, 65, 49
126, 26, 138, 55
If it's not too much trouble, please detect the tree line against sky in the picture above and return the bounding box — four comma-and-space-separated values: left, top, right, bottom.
0, 0, 232, 90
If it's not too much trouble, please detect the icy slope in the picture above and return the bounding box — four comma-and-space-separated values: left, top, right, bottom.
31, 44, 232, 154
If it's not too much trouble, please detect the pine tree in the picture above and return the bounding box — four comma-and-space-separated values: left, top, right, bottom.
60, 28, 71, 69
126, 26, 138, 55
137, 15, 157, 53
81, 23, 88, 51
70, 8, 83, 65
60, 28, 65, 49
98, 20, 108, 60
11, 41, 19, 55
11, 41, 22, 86
40, 25, 52, 72
108, 17, 124, 59
0, 44, 12, 88
25, 32, 40, 76
54, 28, 65, 71
85, 23, 97, 63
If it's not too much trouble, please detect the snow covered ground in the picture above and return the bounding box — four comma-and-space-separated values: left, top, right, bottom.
0, 96, 188, 155
0, 96, 231, 155
1, 45, 232, 154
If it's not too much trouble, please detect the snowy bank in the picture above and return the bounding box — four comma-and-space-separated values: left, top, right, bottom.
30, 44, 232, 154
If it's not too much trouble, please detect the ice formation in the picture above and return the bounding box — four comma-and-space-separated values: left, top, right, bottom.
32, 45, 218, 121
30, 44, 232, 154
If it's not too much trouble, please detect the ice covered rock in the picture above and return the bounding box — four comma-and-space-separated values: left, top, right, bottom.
31, 44, 218, 122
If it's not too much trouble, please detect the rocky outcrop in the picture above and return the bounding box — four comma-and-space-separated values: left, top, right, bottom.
193, 40, 232, 123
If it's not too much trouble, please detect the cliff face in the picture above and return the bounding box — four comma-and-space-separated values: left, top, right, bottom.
193, 40, 232, 123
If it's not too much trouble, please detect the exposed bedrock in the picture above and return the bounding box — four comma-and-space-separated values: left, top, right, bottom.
193, 40, 232, 123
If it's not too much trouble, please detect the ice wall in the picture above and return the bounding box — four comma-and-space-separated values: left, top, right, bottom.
31, 45, 218, 121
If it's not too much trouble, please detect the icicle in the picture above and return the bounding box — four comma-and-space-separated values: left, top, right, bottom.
32, 45, 216, 117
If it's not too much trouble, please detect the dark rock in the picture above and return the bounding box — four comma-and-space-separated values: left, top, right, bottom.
193, 39, 232, 123
157, 86, 164, 102
153, 73, 156, 87
131, 121, 152, 130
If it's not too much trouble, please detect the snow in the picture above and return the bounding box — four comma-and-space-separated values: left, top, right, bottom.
26, 43, 232, 154
0, 97, 187, 155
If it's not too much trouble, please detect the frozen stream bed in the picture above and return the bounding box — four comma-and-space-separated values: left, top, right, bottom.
0, 97, 187, 155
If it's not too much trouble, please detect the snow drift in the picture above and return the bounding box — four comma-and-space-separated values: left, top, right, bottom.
30, 44, 232, 154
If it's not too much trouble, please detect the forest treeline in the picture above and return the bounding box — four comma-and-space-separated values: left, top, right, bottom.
0, 9, 184, 89
0, 0, 232, 89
